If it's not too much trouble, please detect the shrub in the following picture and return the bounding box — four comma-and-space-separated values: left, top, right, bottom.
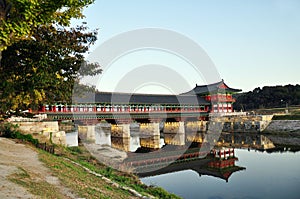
0, 122, 19, 137
0, 122, 39, 145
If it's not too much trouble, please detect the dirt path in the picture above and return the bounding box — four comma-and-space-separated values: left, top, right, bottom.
0, 138, 77, 199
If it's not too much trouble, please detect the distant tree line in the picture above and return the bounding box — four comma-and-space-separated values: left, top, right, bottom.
233, 84, 300, 111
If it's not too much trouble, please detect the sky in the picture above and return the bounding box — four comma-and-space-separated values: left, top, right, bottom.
72, 0, 300, 94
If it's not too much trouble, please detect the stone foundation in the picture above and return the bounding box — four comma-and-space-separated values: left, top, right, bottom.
11, 121, 66, 146
77, 125, 96, 142
111, 124, 130, 138
140, 123, 160, 136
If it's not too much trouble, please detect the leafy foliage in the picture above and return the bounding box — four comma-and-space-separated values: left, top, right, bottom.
0, 122, 38, 145
0, 0, 95, 51
0, 24, 101, 112
234, 84, 300, 110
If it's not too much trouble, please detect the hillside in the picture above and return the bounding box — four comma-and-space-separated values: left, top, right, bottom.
233, 84, 300, 111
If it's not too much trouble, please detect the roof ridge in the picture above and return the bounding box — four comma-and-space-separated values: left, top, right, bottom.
195, 80, 224, 88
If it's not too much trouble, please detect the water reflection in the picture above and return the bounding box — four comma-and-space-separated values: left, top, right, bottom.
95, 126, 111, 146
65, 131, 78, 147
67, 122, 252, 178
66, 122, 296, 178
65, 122, 300, 199
217, 133, 275, 150
141, 149, 300, 199
135, 147, 245, 182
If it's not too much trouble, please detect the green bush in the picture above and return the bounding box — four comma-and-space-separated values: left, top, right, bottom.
0, 122, 19, 137
67, 146, 83, 155
0, 122, 39, 145
273, 114, 300, 120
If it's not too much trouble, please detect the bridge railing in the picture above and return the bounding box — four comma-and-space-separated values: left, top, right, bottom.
39, 105, 209, 114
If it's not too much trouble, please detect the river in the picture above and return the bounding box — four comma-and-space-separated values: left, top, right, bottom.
65, 123, 300, 199
141, 148, 300, 199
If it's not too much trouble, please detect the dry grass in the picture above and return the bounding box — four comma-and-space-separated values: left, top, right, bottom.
38, 150, 135, 199
8, 167, 67, 199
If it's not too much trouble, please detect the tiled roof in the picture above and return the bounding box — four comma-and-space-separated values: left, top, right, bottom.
181, 80, 242, 95
75, 92, 210, 105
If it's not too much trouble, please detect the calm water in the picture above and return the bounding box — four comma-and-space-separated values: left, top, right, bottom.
141, 149, 300, 199
65, 124, 300, 199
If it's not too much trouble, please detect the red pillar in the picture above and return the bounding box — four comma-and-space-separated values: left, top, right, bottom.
41, 105, 46, 112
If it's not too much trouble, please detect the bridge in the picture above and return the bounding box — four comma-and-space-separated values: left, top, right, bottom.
40, 80, 241, 123
44, 109, 209, 121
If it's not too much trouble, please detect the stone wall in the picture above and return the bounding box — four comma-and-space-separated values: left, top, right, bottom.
222, 121, 263, 133
262, 120, 300, 146
11, 121, 66, 146
263, 120, 300, 133
214, 115, 273, 133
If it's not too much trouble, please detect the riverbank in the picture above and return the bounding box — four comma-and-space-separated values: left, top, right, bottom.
0, 137, 180, 199
262, 120, 300, 146
0, 138, 77, 199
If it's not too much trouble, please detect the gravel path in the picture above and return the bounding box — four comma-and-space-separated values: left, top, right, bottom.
0, 138, 77, 199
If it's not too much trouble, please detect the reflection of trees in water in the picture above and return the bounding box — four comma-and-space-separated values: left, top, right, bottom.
263, 145, 300, 153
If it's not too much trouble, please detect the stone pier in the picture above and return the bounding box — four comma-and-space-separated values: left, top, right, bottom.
163, 122, 185, 134
78, 125, 96, 142
140, 135, 160, 149
164, 133, 185, 146
139, 123, 160, 136
138, 123, 160, 149
110, 124, 130, 138
186, 132, 205, 143
111, 137, 130, 152
163, 122, 185, 146
186, 121, 207, 132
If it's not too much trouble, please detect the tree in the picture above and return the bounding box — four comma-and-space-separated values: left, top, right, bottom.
0, 24, 101, 113
0, 0, 95, 62
234, 85, 300, 110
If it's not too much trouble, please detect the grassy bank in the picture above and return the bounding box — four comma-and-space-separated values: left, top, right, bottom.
38, 145, 181, 199
252, 105, 300, 120
8, 166, 69, 199
272, 114, 300, 120
0, 122, 180, 199
253, 105, 300, 116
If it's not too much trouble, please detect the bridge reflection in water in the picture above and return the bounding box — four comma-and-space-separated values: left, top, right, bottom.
67, 122, 275, 182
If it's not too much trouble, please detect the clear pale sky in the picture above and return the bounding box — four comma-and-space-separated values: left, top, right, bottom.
72, 0, 300, 94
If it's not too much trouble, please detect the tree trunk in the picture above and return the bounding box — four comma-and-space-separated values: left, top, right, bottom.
0, 50, 2, 67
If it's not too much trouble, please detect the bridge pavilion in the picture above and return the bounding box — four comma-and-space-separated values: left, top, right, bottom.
182, 80, 242, 113
40, 80, 241, 121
